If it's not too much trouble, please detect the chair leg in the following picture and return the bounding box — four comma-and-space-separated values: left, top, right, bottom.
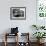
4, 33, 7, 46
4, 41, 7, 46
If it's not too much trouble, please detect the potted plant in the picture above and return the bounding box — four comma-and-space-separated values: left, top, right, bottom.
33, 32, 46, 43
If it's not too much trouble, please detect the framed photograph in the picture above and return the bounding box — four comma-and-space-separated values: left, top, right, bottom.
10, 7, 26, 20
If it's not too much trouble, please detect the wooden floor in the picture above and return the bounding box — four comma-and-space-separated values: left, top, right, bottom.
0, 42, 46, 46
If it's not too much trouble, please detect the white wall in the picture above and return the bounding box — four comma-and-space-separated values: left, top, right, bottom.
0, 0, 37, 42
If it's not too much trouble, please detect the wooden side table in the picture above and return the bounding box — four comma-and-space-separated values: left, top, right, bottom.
4, 33, 18, 46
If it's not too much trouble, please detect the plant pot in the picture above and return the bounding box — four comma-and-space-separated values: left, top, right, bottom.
40, 38, 45, 43
37, 39, 40, 43
37, 39, 45, 44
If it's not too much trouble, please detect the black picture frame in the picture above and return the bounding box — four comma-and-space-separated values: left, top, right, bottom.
10, 7, 26, 20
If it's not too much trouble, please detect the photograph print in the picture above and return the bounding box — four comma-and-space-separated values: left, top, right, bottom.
10, 7, 26, 20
